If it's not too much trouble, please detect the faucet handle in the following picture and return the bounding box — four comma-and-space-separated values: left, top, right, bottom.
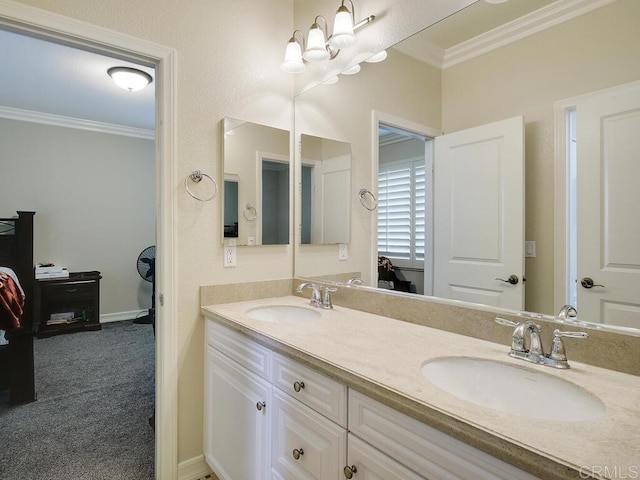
550, 329, 588, 363
495, 317, 518, 328
320, 287, 337, 310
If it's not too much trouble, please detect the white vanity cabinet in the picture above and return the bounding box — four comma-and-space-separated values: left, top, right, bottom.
204, 321, 273, 480
205, 320, 347, 480
204, 318, 538, 480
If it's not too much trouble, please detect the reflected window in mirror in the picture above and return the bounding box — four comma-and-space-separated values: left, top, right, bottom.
377, 125, 432, 296
223, 118, 291, 246
300, 134, 351, 245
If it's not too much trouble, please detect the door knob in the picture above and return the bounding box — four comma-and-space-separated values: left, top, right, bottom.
292, 448, 304, 460
293, 381, 305, 392
580, 277, 605, 289
343, 465, 358, 478
256, 401, 266, 411
495, 275, 519, 285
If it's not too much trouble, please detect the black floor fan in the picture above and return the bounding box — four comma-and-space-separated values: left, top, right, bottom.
134, 246, 156, 325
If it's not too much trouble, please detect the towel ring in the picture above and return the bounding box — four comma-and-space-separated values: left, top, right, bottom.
185, 170, 218, 202
359, 188, 378, 211
243, 203, 258, 221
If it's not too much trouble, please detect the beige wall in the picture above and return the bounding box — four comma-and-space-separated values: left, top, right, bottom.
7, 0, 294, 463
0, 118, 155, 317
443, 0, 640, 314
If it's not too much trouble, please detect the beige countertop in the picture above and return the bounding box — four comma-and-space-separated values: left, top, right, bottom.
202, 295, 640, 480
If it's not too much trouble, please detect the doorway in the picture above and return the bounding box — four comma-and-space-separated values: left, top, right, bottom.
556, 81, 640, 328
0, 4, 177, 478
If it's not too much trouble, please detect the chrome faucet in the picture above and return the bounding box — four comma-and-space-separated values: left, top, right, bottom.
346, 277, 364, 286
296, 283, 337, 309
557, 305, 578, 321
296, 282, 321, 307
496, 317, 587, 369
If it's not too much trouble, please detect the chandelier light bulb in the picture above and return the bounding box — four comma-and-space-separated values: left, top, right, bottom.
329, 4, 356, 49
281, 38, 306, 73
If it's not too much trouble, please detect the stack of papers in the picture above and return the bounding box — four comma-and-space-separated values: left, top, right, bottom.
35, 264, 69, 279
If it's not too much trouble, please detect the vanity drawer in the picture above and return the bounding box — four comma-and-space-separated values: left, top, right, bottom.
206, 319, 272, 381
272, 352, 347, 427
348, 390, 539, 480
271, 387, 346, 480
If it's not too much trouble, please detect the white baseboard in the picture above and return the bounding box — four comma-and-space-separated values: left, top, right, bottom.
99, 310, 149, 323
178, 455, 212, 480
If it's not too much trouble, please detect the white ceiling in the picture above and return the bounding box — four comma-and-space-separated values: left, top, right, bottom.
0, 28, 156, 131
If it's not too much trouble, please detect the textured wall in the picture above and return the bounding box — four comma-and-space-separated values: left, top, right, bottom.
8, 0, 294, 463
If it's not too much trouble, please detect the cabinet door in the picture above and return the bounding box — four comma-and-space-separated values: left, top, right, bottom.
346, 434, 425, 480
271, 388, 346, 480
204, 345, 271, 480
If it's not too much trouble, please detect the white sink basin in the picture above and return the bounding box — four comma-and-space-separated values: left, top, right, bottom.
421, 357, 605, 422
246, 305, 320, 322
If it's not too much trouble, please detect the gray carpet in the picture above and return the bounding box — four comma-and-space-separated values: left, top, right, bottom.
0, 320, 155, 480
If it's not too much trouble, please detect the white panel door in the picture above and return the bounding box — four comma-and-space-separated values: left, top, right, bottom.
312, 154, 351, 244
575, 83, 640, 327
434, 116, 525, 310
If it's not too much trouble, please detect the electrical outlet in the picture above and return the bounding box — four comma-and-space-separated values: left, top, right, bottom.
338, 244, 348, 261
224, 245, 237, 267
248, 236, 255, 246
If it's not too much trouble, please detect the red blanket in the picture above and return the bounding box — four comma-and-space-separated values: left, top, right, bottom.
0, 272, 24, 330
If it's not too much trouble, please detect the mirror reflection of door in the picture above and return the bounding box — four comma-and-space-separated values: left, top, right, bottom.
258, 155, 290, 245
564, 81, 640, 328
300, 134, 351, 244
433, 116, 525, 311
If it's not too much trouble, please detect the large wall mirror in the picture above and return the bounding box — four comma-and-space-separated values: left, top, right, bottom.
294, 0, 640, 333
223, 118, 291, 246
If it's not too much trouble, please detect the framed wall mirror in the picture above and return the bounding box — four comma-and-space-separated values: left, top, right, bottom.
293, 0, 640, 334
223, 118, 291, 246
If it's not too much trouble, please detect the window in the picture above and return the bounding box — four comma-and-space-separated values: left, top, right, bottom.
377, 157, 425, 268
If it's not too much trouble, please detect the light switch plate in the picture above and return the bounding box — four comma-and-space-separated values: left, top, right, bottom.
525, 241, 536, 258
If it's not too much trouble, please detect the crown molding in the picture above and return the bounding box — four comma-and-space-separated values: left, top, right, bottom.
443, 0, 621, 69
0, 105, 155, 139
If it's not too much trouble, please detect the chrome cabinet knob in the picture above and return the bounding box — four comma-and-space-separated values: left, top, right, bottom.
495, 274, 519, 285
293, 381, 305, 392
292, 448, 304, 460
256, 401, 266, 411
343, 465, 357, 478
580, 277, 605, 289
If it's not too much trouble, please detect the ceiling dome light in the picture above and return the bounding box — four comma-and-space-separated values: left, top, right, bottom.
365, 50, 387, 63
281, 35, 306, 74
341, 64, 361, 75
329, 1, 356, 49
107, 67, 152, 92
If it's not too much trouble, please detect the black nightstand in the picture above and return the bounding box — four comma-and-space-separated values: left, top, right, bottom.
35, 271, 102, 338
